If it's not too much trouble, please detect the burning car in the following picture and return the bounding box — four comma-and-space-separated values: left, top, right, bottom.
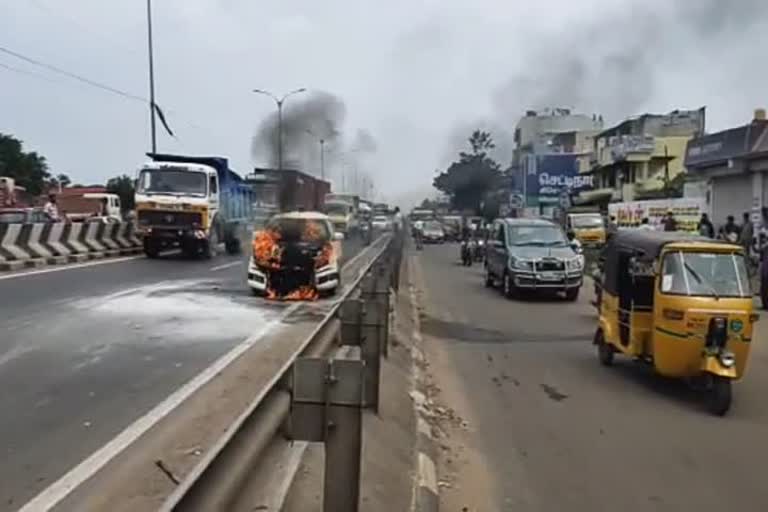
247, 212, 344, 300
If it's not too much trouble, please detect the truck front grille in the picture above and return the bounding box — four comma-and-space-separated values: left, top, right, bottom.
138, 210, 202, 229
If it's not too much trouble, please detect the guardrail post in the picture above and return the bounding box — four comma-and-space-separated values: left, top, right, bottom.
289, 358, 366, 512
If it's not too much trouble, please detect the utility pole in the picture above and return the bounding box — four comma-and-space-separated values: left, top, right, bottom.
146, 0, 157, 153
253, 88, 307, 170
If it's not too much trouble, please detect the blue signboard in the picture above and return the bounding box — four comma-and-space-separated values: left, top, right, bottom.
523, 154, 594, 206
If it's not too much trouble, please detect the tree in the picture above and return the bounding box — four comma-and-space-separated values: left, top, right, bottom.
433, 130, 502, 214
106, 174, 135, 213
0, 133, 51, 195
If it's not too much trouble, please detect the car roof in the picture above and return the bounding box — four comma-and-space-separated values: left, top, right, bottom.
273, 211, 329, 220
500, 217, 556, 227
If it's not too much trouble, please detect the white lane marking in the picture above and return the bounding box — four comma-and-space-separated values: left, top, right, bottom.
418, 452, 438, 494
18, 302, 301, 512
16, 242, 383, 511
0, 255, 144, 281
209, 261, 242, 272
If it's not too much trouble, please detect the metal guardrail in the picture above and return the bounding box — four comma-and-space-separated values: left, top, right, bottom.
161, 230, 404, 512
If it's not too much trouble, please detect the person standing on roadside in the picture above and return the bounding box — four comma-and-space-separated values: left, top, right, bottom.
43, 193, 60, 222
739, 211, 754, 256
662, 209, 678, 232
638, 217, 654, 231
723, 215, 741, 243
697, 213, 715, 238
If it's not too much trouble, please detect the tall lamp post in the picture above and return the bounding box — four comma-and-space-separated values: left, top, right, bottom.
145, 0, 157, 153
305, 129, 326, 181
253, 88, 307, 170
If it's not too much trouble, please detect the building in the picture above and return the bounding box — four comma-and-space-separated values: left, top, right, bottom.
684, 109, 768, 227
511, 108, 604, 216
581, 108, 706, 206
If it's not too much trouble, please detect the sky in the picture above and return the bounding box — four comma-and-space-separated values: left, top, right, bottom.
2, 0, 768, 208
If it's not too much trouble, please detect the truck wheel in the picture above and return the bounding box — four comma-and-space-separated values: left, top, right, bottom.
203, 228, 219, 259
225, 237, 241, 255
709, 377, 732, 416
144, 239, 160, 259
565, 287, 580, 302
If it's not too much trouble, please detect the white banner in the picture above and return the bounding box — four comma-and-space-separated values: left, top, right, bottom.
608, 198, 707, 232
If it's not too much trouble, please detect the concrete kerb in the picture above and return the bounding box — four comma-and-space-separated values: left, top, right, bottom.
403, 253, 440, 512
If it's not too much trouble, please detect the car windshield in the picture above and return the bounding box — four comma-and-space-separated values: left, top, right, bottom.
324, 203, 349, 216
572, 216, 604, 229
138, 169, 207, 196
266, 218, 331, 243
424, 221, 442, 231
661, 251, 750, 298
0, 212, 26, 223
508, 225, 567, 246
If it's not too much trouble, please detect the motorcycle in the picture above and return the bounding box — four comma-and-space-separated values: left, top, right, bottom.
473, 239, 485, 262
460, 239, 473, 266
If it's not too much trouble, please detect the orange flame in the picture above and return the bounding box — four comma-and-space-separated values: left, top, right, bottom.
253, 229, 282, 269
315, 242, 333, 269
282, 286, 319, 301
302, 221, 324, 241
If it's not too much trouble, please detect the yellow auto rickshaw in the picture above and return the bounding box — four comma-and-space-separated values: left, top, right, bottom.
594, 230, 759, 415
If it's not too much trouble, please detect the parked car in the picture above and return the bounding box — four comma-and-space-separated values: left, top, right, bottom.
421, 220, 446, 243
371, 215, 392, 231
484, 218, 583, 301
247, 211, 344, 299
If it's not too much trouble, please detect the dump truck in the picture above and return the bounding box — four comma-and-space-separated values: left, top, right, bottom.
135, 153, 253, 258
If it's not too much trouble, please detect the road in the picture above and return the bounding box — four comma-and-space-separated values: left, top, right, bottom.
0, 237, 365, 511
413, 243, 768, 512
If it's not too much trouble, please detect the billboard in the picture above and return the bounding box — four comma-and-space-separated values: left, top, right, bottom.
524, 153, 594, 206
608, 198, 707, 232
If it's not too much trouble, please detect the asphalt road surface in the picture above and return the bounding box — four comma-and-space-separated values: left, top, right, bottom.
0, 236, 365, 511
414, 243, 768, 512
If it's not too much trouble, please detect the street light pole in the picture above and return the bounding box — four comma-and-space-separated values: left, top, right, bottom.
320, 138, 325, 181
145, 0, 157, 153
253, 88, 307, 170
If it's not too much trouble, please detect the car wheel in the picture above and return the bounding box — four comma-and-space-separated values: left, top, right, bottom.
249, 287, 264, 297
484, 267, 494, 288
565, 287, 580, 302
503, 272, 517, 299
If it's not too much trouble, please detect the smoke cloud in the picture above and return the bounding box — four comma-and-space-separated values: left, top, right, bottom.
492, 0, 768, 126
251, 91, 346, 173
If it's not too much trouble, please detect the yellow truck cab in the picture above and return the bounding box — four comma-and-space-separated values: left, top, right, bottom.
565, 212, 606, 247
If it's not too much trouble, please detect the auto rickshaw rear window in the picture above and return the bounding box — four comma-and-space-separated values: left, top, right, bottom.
660, 251, 750, 298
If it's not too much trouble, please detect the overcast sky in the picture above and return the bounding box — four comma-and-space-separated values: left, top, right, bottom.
2, 0, 767, 207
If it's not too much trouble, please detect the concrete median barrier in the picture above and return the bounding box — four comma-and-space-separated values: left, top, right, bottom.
0, 221, 142, 271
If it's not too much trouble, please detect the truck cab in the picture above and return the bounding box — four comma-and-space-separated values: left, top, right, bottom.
324, 200, 355, 234
565, 212, 606, 247
135, 154, 251, 258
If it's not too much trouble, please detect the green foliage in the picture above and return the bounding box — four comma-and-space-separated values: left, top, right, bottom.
106, 174, 136, 212
433, 130, 502, 214
0, 133, 51, 196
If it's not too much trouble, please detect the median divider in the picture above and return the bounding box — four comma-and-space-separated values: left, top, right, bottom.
0, 221, 142, 271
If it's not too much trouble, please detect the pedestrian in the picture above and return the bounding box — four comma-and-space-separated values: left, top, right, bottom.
638, 217, 654, 231
697, 213, 715, 238
606, 215, 618, 240
43, 193, 60, 222
739, 211, 754, 255
723, 215, 740, 243
662, 209, 677, 232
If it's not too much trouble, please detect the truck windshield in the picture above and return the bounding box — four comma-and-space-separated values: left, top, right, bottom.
138, 169, 207, 196
267, 218, 331, 243
660, 251, 750, 298
325, 204, 349, 216
572, 215, 604, 229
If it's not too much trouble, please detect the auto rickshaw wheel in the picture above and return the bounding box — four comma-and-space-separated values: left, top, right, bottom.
595, 330, 614, 366
709, 377, 732, 416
